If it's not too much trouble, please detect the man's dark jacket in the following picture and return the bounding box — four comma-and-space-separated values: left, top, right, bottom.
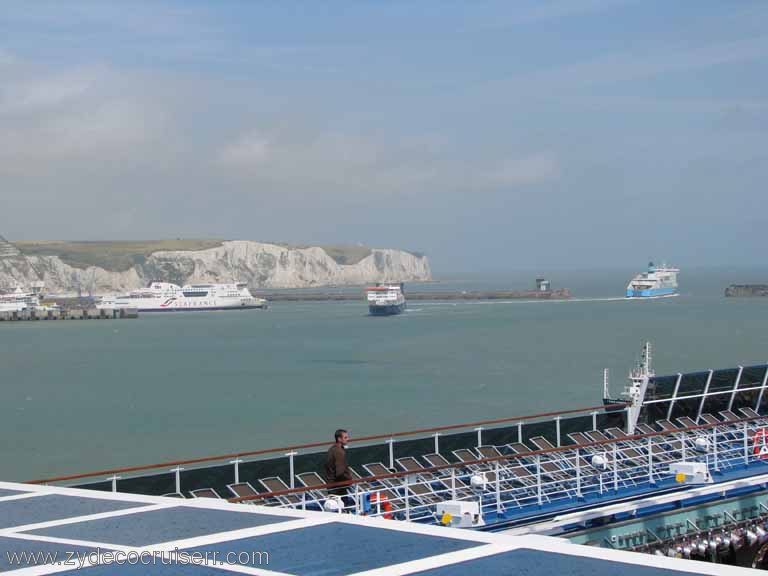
324, 444, 351, 494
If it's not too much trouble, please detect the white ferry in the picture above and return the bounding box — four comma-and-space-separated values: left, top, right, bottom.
366, 283, 406, 315
626, 262, 679, 298
0, 282, 46, 312
98, 282, 267, 312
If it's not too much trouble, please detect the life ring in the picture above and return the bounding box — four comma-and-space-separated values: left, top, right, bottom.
370, 491, 393, 519
753, 428, 768, 459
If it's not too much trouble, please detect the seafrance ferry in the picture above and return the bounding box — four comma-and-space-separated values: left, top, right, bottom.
626, 261, 679, 298
26, 343, 768, 569
366, 283, 406, 315
98, 281, 267, 312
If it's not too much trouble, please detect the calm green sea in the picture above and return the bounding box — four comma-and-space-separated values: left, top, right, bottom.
2, 267, 767, 481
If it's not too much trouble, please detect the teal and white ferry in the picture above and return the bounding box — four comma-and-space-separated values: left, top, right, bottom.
626, 262, 679, 298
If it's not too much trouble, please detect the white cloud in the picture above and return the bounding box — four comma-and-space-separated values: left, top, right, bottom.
216, 133, 270, 165
486, 153, 559, 187
0, 58, 164, 168
0, 49, 15, 67
1, 71, 93, 112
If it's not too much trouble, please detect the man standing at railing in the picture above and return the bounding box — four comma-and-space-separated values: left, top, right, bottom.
325, 429, 352, 507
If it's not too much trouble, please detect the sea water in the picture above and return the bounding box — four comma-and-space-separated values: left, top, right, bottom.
1, 267, 767, 481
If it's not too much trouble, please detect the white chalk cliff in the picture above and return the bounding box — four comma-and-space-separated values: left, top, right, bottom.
0, 238, 431, 295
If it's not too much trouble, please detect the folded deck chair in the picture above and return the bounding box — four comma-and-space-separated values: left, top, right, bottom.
258, 477, 302, 507
396, 456, 439, 482
700, 413, 740, 435
353, 468, 405, 514
504, 442, 537, 461
655, 419, 681, 433
226, 482, 264, 503
452, 448, 482, 465
422, 453, 475, 488
585, 430, 643, 466
362, 462, 401, 489
190, 488, 220, 499
720, 410, 740, 422
295, 471, 333, 506
676, 416, 699, 428
516, 438, 581, 481
405, 479, 443, 505
604, 427, 667, 462
567, 432, 591, 446
740, 407, 768, 425
476, 445, 503, 459
347, 466, 378, 494
635, 423, 657, 435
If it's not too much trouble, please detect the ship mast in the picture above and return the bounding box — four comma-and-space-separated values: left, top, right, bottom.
624, 342, 654, 434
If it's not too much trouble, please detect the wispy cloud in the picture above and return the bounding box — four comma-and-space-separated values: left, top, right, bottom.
518, 35, 768, 91
485, 154, 560, 187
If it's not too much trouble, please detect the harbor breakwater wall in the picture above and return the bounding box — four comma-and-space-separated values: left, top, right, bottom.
0, 237, 431, 293
263, 288, 571, 301
725, 284, 768, 297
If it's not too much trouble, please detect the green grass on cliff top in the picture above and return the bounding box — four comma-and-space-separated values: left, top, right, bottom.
12, 240, 413, 271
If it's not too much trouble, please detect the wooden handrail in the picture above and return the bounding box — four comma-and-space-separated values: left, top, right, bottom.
26, 402, 627, 484
229, 414, 765, 503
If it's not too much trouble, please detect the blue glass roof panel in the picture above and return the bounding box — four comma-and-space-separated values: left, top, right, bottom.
27, 506, 292, 547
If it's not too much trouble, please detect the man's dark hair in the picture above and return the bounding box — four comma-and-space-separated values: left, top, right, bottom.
334, 429, 347, 442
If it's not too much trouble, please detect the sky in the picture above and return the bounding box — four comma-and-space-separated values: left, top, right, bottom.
0, 0, 767, 273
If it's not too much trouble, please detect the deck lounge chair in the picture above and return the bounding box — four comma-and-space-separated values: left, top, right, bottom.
161, 492, 185, 499
740, 407, 768, 425
226, 482, 264, 503
295, 471, 332, 505
258, 477, 302, 507
190, 488, 220, 499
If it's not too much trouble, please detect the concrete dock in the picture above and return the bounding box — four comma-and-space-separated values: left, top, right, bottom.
0, 308, 138, 322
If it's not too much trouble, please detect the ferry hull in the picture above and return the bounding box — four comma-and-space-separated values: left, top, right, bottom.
626, 287, 677, 298
369, 302, 406, 316
139, 303, 268, 312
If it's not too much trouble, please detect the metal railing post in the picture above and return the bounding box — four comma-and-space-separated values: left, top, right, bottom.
171, 467, 184, 494
354, 483, 360, 515
230, 459, 242, 484
433, 432, 440, 455
451, 468, 456, 500
536, 455, 542, 506
387, 438, 395, 470
286, 451, 297, 489
555, 417, 561, 447
517, 421, 523, 443
713, 427, 719, 472
744, 421, 750, 465
591, 411, 598, 431
647, 436, 654, 484
475, 427, 483, 448
625, 406, 631, 434
108, 475, 120, 493
575, 448, 581, 497
680, 433, 686, 462
404, 476, 410, 521
301, 491, 306, 511
613, 443, 618, 492
495, 461, 501, 514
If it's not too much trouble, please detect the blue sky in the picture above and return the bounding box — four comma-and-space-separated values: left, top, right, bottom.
1, 1, 767, 272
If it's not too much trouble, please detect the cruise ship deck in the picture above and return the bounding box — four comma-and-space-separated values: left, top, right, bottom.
0, 480, 747, 575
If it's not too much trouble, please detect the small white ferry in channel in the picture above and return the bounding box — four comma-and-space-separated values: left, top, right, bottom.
98, 282, 267, 312
366, 283, 406, 316
626, 262, 679, 298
